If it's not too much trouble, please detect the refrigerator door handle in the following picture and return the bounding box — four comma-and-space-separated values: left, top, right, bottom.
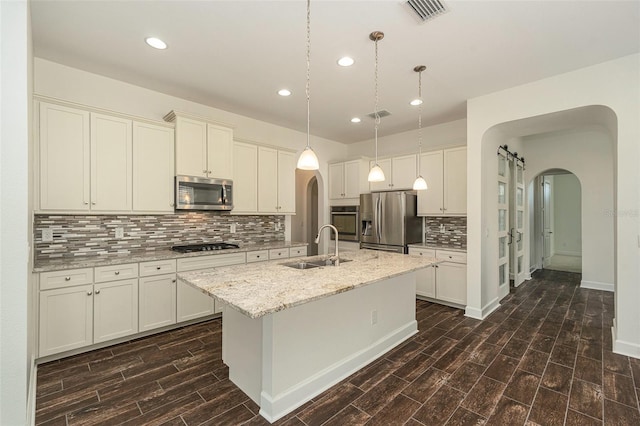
377, 196, 382, 243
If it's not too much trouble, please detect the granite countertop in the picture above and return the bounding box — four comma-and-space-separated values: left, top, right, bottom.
407, 243, 467, 253
178, 250, 440, 319
33, 241, 308, 272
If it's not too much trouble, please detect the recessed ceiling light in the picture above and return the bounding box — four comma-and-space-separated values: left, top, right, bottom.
351, 117, 361, 123
145, 37, 167, 50
410, 98, 423, 106
278, 89, 292, 97
337, 57, 355, 67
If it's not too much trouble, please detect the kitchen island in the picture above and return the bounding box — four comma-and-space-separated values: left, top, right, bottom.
178, 250, 439, 423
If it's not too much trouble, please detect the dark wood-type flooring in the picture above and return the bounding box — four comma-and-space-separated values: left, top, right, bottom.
36, 270, 640, 425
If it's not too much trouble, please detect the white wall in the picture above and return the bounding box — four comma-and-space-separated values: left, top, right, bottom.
0, 0, 31, 423
346, 118, 466, 159
467, 53, 640, 358
551, 173, 582, 257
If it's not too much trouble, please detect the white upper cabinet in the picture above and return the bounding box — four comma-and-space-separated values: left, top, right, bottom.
90, 113, 133, 211
329, 159, 368, 201
369, 155, 416, 192
418, 146, 467, 216
233, 142, 258, 213
39, 102, 91, 211
257, 146, 295, 214
277, 150, 296, 213
169, 112, 233, 179
133, 122, 175, 212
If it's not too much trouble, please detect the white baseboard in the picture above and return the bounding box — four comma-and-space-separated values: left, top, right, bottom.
465, 297, 500, 320
581, 280, 614, 292
612, 326, 640, 359
259, 321, 417, 423
26, 355, 37, 425
554, 251, 581, 257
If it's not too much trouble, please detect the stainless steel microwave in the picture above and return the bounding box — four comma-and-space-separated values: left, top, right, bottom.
175, 175, 233, 211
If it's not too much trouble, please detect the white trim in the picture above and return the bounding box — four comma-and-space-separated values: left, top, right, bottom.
465, 297, 500, 320
553, 250, 581, 257
259, 322, 417, 423
27, 357, 37, 426
612, 326, 640, 359
581, 280, 614, 292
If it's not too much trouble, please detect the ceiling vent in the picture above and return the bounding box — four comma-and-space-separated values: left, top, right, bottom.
366, 110, 392, 120
406, 0, 448, 22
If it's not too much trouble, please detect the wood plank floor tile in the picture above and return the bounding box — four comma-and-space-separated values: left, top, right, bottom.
392, 353, 434, 382
352, 374, 408, 416
503, 369, 540, 405
485, 396, 528, 426
446, 361, 486, 393
565, 409, 602, 426
411, 385, 465, 425
529, 387, 568, 426
296, 382, 363, 425
320, 404, 370, 426
569, 379, 603, 420
445, 406, 487, 426
541, 362, 573, 395
460, 376, 506, 417
604, 398, 640, 426
363, 394, 420, 426
603, 371, 637, 408
198, 403, 255, 426
483, 354, 519, 383
401, 367, 449, 403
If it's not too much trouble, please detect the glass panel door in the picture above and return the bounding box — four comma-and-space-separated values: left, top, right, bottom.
512, 162, 526, 286
497, 153, 510, 299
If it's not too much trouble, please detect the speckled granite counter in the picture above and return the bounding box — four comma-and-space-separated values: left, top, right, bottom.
33, 241, 308, 272
178, 250, 439, 319
407, 243, 467, 253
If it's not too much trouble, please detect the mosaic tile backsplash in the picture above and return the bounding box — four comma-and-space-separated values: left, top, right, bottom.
424, 216, 467, 249
34, 213, 285, 262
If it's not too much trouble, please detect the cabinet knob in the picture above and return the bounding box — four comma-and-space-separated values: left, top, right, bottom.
170, 203, 175, 207
172, 279, 176, 283
203, 170, 208, 174
84, 202, 89, 205
91, 202, 96, 205
87, 291, 93, 296
448, 256, 453, 259
208, 170, 212, 174
115, 271, 120, 275
256, 255, 260, 258
95, 289, 101, 294
156, 266, 161, 270
65, 276, 71, 281
419, 252, 423, 256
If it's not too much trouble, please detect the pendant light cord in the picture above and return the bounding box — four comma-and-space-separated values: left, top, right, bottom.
305, 0, 311, 150
374, 37, 380, 163
417, 69, 423, 171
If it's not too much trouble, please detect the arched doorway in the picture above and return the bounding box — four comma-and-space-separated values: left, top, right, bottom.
292, 169, 321, 255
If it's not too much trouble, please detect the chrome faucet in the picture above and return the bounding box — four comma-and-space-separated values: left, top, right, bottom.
315, 224, 339, 266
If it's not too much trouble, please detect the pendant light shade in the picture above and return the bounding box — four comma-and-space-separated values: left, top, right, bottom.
368, 31, 386, 183
412, 65, 428, 191
297, 146, 319, 170
296, 0, 319, 171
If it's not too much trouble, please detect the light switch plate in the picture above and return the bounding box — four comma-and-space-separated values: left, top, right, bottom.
42, 229, 53, 242
115, 227, 124, 239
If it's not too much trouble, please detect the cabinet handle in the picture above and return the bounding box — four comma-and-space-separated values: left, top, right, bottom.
84, 202, 89, 205
95, 289, 101, 295
115, 271, 120, 275
65, 276, 71, 281
91, 202, 96, 205
87, 291, 93, 296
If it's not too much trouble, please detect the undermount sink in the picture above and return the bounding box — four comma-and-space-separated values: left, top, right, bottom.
283, 257, 352, 270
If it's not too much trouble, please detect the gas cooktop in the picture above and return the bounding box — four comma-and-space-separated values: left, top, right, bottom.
171, 242, 240, 253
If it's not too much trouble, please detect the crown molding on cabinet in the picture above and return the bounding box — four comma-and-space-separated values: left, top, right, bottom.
163, 110, 234, 130
233, 136, 296, 154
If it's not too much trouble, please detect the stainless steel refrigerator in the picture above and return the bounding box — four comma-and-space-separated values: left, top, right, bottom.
360, 191, 422, 253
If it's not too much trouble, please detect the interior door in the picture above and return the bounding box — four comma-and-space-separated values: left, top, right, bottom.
497, 153, 510, 299
512, 162, 526, 286
542, 177, 553, 267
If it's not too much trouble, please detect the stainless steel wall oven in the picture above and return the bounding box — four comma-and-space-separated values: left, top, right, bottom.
330, 205, 360, 242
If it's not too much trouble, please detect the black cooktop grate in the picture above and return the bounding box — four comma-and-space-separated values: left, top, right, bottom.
171, 242, 240, 253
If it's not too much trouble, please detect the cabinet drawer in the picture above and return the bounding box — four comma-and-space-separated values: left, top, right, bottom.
409, 248, 436, 257
177, 252, 247, 272
269, 248, 290, 260
289, 246, 307, 258
40, 268, 94, 290
436, 250, 467, 264
247, 250, 269, 263
139, 259, 177, 277
94, 263, 139, 283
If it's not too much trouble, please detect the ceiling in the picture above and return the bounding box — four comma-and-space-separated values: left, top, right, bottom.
30, 0, 640, 144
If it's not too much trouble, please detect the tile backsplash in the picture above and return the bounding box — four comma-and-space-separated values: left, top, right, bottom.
424, 216, 467, 249
34, 213, 285, 262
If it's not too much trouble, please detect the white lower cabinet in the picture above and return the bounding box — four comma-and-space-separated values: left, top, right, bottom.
93, 279, 139, 343
39, 284, 94, 357
409, 247, 467, 307
139, 274, 177, 331
177, 280, 215, 322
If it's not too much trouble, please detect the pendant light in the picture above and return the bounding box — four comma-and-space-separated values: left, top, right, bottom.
296, 0, 320, 170
367, 31, 385, 182
412, 65, 428, 191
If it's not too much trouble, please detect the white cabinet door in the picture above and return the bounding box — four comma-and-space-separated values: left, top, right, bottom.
90, 113, 132, 211
416, 265, 436, 298
207, 123, 233, 179
177, 280, 214, 322
343, 160, 362, 198
444, 147, 467, 215
175, 116, 207, 177
391, 154, 417, 190
369, 158, 392, 192
418, 151, 444, 215
258, 146, 278, 213
39, 102, 90, 211
436, 262, 467, 305
139, 274, 177, 331
277, 150, 296, 214
328, 163, 345, 199
39, 284, 93, 357
133, 122, 175, 212
93, 279, 138, 343
233, 142, 258, 213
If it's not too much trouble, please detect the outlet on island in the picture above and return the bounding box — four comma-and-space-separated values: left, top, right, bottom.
371, 309, 378, 325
